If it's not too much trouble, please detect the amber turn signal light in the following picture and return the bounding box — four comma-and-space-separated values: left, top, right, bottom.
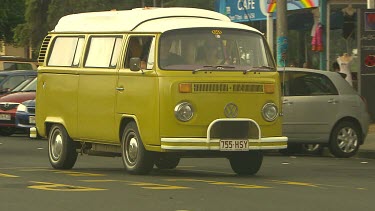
179, 83, 192, 93
264, 84, 275, 94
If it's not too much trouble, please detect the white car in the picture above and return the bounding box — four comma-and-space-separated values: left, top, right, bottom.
279, 68, 370, 158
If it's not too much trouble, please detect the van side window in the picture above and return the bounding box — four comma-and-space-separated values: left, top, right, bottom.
48, 37, 84, 67
125, 36, 153, 69
85, 36, 123, 68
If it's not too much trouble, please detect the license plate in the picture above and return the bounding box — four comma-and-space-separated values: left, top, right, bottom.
29, 116, 35, 124
0, 114, 11, 120
219, 140, 249, 151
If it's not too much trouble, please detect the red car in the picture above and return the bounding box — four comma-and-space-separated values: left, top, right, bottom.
0, 78, 36, 136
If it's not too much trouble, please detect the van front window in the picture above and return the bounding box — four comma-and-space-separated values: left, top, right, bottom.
158, 28, 275, 71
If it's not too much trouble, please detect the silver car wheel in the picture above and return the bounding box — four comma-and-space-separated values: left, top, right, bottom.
337, 127, 358, 153
303, 144, 321, 152
329, 121, 361, 158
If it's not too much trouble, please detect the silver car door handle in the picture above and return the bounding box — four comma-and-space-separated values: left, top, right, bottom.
116, 87, 124, 91
328, 99, 338, 104
282, 100, 293, 105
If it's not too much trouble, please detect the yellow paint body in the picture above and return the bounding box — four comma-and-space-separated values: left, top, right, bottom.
36, 29, 287, 153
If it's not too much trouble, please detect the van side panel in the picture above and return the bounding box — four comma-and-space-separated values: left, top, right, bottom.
36, 70, 79, 137
116, 71, 160, 149
77, 70, 117, 142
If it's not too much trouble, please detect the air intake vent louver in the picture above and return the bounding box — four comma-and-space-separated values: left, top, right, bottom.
38, 35, 52, 64
192, 83, 264, 93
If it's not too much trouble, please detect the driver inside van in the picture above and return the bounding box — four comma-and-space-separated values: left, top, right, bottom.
196, 39, 223, 65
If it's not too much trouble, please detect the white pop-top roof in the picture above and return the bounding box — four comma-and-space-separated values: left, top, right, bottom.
53, 7, 259, 33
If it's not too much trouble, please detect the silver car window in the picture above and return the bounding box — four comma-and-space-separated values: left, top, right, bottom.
283, 72, 338, 96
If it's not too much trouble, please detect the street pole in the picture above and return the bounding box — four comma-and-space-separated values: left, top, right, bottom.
320, 0, 327, 70
267, 13, 274, 56
369, 0, 375, 9
276, 0, 287, 67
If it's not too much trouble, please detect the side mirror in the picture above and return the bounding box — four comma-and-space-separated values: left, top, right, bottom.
130, 57, 141, 72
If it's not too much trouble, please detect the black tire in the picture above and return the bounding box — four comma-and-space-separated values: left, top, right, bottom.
121, 122, 154, 175
0, 127, 16, 136
48, 124, 78, 169
155, 155, 180, 169
329, 121, 361, 158
229, 151, 263, 175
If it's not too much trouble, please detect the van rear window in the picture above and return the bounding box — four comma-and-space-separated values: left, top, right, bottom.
48, 37, 84, 67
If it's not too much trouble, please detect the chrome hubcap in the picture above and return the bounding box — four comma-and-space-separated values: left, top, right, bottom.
126, 136, 139, 165
51, 133, 63, 160
337, 127, 358, 153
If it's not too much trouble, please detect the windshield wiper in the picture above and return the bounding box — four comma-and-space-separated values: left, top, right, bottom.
192, 65, 235, 74
243, 66, 274, 74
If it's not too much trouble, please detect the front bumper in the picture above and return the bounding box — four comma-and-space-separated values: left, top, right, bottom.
161, 118, 288, 151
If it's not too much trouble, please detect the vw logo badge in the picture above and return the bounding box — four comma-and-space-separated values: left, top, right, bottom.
4, 103, 9, 109
224, 103, 238, 118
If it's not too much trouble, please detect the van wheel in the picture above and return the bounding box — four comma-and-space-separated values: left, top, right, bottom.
0, 127, 15, 136
121, 122, 154, 175
155, 155, 180, 169
229, 151, 263, 175
48, 124, 78, 169
329, 121, 361, 158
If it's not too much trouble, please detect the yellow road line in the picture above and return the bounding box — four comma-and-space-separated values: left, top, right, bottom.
28, 181, 106, 191
0, 173, 19, 178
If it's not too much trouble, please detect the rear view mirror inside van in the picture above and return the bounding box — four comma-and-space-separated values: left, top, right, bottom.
130, 57, 141, 72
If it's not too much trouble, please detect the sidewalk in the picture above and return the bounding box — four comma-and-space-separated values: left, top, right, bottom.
356, 124, 375, 159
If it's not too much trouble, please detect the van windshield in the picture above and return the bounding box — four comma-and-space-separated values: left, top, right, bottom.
158, 28, 275, 71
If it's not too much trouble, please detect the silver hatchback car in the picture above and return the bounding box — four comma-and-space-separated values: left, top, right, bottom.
279, 68, 370, 158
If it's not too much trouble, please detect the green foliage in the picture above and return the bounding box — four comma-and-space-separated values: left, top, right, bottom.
163, 0, 215, 10
10, 0, 216, 57
0, 0, 26, 43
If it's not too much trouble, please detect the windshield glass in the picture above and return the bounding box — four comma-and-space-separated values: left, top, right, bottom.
158, 28, 275, 71
21, 78, 36, 92
11, 77, 34, 92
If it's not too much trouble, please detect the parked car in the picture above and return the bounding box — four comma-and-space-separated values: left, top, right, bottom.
279, 67, 370, 158
15, 99, 35, 132
0, 78, 36, 136
0, 56, 37, 71
0, 70, 36, 96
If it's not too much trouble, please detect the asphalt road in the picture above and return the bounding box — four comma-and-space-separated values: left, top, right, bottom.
1, 135, 374, 211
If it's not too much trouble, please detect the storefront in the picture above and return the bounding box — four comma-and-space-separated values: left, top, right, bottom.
216, 0, 375, 121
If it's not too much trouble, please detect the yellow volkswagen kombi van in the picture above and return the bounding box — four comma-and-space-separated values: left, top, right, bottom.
34, 7, 287, 175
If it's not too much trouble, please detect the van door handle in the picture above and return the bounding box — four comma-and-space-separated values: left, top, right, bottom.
116, 87, 124, 91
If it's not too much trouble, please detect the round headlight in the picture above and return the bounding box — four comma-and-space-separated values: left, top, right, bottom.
262, 103, 278, 122
17, 104, 27, 112
174, 102, 194, 122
